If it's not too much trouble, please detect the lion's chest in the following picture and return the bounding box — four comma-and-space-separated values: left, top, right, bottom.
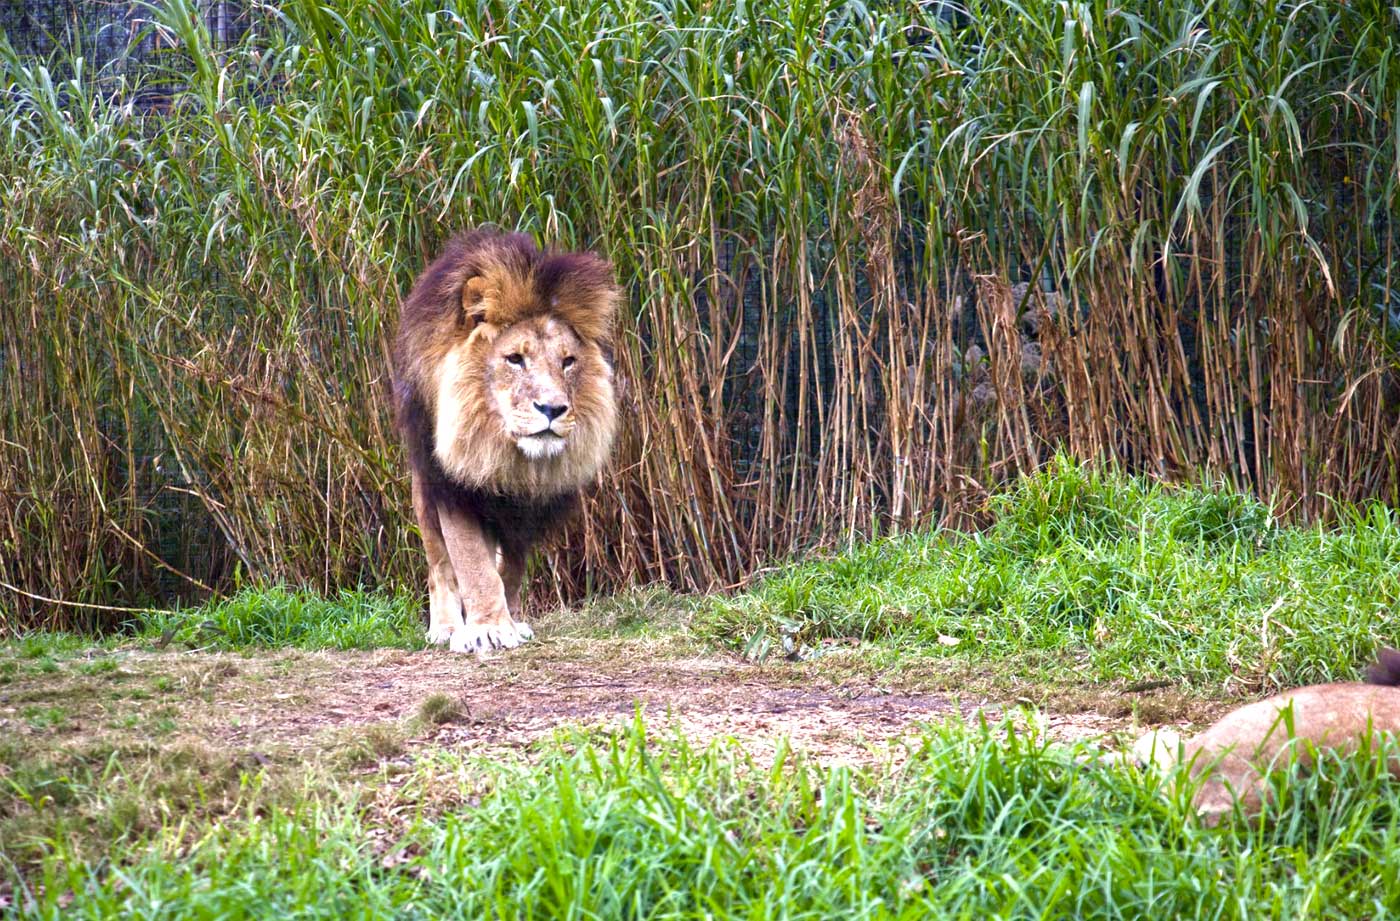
453, 488, 579, 553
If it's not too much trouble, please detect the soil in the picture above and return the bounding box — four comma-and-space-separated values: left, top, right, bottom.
3, 638, 1221, 773
362, 654, 964, 764
214, 644, 1184, 765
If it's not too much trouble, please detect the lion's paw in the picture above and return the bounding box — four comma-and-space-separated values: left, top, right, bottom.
514, 621, 535, 642
425, 623, 456, 645
449, 617, 531, 654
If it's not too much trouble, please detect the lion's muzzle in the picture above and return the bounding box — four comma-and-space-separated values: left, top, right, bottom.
515, 404, 575, 459
517, 431, 568, 459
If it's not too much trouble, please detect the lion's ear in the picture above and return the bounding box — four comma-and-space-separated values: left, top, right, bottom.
466, 321, 500, 348
460, 276, 491, 329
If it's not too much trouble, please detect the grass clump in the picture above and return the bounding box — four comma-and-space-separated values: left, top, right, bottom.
704, 458, 1400, 690
136, 585, 425, 652
332, 723, 408, 770
16, 718, 1400, 918
417, 693, 465, 726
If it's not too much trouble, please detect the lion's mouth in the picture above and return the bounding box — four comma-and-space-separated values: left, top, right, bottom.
516, 431, 568, 460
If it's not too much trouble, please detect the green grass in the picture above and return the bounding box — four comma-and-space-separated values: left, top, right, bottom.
134, 585, 427, 651
703, 457, 1400, 691
16, 457, 1391, 689
11, 718, 1400, 919
125, 582, 697, 653
8, 579, 699, 659
8, 464, 1400, 914
14, 459, 1395, 692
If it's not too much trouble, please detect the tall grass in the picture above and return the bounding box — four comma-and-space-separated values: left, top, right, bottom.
2, 0, 1397, 630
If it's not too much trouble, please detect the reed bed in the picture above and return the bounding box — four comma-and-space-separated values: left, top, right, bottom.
1, 0, 1397, 630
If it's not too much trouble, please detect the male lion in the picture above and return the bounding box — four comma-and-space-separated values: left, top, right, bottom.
392, 229, 620, 653
1122, 648, 1400, 823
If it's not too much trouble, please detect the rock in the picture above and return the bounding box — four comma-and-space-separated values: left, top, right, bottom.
1020, 341, 1042, 380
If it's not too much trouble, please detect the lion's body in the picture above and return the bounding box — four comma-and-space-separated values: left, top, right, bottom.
392, 230, 619, 652
1129, 648, 1400, 822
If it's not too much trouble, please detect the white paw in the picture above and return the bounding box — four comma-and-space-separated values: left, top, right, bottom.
448, 617, 531, 654
515, 621, 534, 641
425, 623, 456, 645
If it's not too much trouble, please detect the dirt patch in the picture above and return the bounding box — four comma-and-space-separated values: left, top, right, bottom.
209, 649, 966, 764
209, 642, 1215, 764
2, 638, 1225, 775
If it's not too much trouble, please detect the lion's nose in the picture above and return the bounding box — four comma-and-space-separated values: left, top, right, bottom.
535, 402, 568, 421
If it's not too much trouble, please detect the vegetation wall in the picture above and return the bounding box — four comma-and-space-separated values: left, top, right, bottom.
1, 0, 1397, 630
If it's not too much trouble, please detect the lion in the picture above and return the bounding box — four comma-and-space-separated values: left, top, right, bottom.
391, 229, 620, 653
1118, 648, 1400, 823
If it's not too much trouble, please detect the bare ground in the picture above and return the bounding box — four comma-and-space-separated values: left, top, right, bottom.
0, 636, 1224, 774
304, 650, 971, 765
0, 632, 1240, 884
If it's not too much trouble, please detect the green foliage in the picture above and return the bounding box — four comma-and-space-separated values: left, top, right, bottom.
136, 585, 425, 651
12, 633, 94, 660
705, 458, 1400, 689
1, 0, 1397, 630
16, 720, 1400, 918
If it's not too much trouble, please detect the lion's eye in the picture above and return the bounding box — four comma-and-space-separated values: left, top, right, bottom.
505, 353, 525, 367
562, 356, 576, 370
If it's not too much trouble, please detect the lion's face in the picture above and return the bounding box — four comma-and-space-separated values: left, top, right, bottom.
485, 317, 591, 460
431, 313, 617, 497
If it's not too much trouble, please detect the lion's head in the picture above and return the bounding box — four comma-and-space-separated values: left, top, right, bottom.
395, 230, 620, 498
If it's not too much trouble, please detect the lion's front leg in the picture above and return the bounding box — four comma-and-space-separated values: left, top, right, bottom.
498, 544, 534, 642
412, 471, 465, 645
426, 560, 464, 645
437, 502, 531, 653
